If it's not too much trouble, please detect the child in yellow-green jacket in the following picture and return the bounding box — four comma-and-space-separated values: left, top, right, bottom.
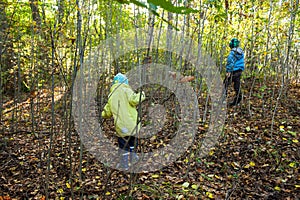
102, 73, 145, 170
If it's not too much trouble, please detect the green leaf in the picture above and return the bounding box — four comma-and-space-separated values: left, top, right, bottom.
116, 0, 130, 4
246, 126, 251, 132
191, 184, 199, 189
287, 131, 297, 136
259, 85, 267, 92
130, 0, 148, 9
289, 162, 297, 168
119, 0, 199, 14
147, 0, 199, 14
148, 2, 157, 11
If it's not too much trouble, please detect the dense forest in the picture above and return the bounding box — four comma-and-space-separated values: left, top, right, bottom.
0, 0, 299, 199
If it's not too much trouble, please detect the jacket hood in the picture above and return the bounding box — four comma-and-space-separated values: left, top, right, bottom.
232, 47, 244, 59
232, 47, 244, 55
110, 83, 129, 93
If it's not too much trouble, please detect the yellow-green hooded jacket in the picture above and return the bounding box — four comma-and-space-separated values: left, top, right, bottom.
101, 83, 145, 137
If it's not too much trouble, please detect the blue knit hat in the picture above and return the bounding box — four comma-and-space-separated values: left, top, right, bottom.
113, 73, 128, 85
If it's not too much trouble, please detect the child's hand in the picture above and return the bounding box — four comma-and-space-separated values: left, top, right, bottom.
179, 75, 195, 83
141, 91, 146, 99
138, 91, 146, 102
169, 71, 177, 79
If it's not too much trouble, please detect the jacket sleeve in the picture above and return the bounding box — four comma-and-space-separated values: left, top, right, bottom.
128, 90, 146, 107
226, 51, 235, 72
101, 103, 112, 118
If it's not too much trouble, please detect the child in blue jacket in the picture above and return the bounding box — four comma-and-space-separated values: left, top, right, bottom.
224, 38, 245, 106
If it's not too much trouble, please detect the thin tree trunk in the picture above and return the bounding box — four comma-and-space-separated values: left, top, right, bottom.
284, 0, 299, 84
0, 0, 15, 96
0, 0, 7, 126
58, 0, 65, 24
271, 0, 299, 132
29, 0, 42, 32
45, 21, 57, 200
67, 0, 83, 198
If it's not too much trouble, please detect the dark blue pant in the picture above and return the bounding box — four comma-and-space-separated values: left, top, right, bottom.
117, 136, 139, 169
223, 70, 243, 104
118, 136, 138, 151
224, 70, 242, 97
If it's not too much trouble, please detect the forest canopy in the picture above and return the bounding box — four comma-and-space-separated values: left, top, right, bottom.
0, 0, 299, 94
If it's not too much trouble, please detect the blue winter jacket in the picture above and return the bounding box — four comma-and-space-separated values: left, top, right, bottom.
226, 47, 245, 72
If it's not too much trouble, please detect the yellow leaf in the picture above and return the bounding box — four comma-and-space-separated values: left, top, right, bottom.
57, 188, 63, 194
60, 197, 65, 200
43, 107, 49, 112
295, 185, 300, 188
231, 162, 240, 169
206, 191, 214, 199
66, 182, 71, 189
209, 150, 214, 156
23, 113, 30, 118
289, 162, 296, 168
282, 153, 287, 157
151, 174, 159, 178
279, 125, 284, 129
105, 191, 111, 195
274, 186, 281, 191
191, 184, 198, 189
82, 168, 86, 172
244, 164, 250, 169
292, 139, 299, 143
249, 161, 255, 167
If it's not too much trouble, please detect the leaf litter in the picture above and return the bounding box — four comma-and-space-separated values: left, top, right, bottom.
0, 81, 299, 199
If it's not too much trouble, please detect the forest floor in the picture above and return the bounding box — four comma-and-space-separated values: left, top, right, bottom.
0, 76, 299, 200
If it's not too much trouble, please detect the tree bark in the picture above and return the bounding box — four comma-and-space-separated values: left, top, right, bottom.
0, 0, 15, 95
58, 0, 65, 24
29, 0, 42, 31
